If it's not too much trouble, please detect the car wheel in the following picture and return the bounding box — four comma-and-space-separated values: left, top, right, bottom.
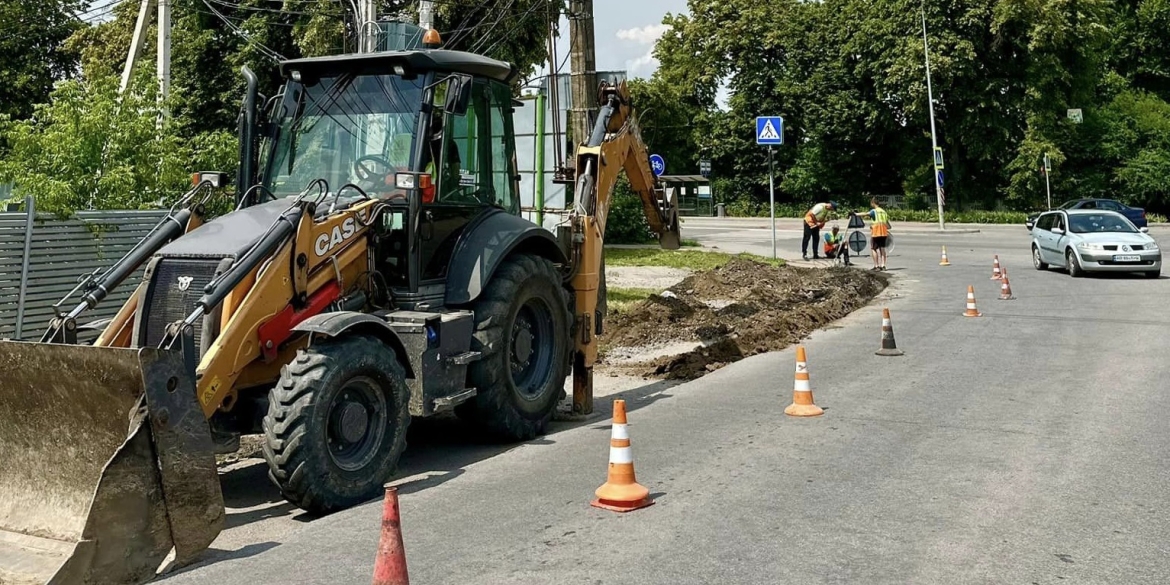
1145, 269, 1160, 279
1032, 245, 1048, 270
1066, 249, 1083, 277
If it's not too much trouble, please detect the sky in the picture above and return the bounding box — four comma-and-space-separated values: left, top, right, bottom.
590, 0, 689, 80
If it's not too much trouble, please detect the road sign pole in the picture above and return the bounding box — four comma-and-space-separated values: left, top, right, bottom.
769, 146, 776, 259
1045, 168, 1052, 210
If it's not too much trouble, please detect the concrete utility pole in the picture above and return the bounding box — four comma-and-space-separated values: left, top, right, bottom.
922, 8, 945, 230
157, 0, 171, 102
119, 0, 171, 106
120, 0, 153, 94
567, 0, 597, 151
418, 0, 434, 31
358, 0, 377, 52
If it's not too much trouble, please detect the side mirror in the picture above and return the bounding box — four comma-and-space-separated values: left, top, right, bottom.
1052, 227, 1064, 235
1140, 227, 1149, 233
443, 74, 474, 116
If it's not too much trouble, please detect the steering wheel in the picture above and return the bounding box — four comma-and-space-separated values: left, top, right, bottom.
353, 155, 397, 183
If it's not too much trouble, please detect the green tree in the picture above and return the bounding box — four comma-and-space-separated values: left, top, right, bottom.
67, 0, 559, 138
0, 0, 84, 122
0, 72, 237, 215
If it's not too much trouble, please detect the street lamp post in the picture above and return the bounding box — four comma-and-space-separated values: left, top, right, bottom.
922, 9, 945, 230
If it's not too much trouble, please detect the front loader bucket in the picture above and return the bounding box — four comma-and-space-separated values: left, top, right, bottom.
0, 342, 224, 585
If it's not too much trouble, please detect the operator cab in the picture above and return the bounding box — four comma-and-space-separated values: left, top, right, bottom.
240, 48, 523, 296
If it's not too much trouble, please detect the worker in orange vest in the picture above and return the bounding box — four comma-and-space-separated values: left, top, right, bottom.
802, 201, 838, 260
862, 197, 891, 270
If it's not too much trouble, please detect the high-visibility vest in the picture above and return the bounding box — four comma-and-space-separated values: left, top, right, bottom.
824, 233, 843, 252
806, 203, 831, 226
871, 207, 890, 237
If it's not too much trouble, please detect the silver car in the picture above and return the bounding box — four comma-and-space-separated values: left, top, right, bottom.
1031, 209, 1161, 278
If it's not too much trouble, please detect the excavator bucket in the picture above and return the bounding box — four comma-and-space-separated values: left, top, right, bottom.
0, 342, 224, 585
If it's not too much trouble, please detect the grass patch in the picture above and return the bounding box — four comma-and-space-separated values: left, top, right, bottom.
605, 247, 785, 271
681, 239, 702, 247
607, 286, 656, 314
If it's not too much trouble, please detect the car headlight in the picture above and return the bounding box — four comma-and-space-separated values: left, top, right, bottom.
1146, 241, 1159, 250
1077, 242, 1104, 251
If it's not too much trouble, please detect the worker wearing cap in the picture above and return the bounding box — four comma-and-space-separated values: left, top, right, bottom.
823, 225, 851, 266
802, 201, 838, 260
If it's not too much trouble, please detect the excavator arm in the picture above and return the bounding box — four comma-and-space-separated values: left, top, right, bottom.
568, 81, 682, 415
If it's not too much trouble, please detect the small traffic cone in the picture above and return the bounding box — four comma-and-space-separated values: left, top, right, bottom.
592, 400, 653, 513
963, 285, 982, 317
875, 308, 904, 356
939, 246, 951, 266
785, 346, 824, 417
372, 486, 409, 585
998, 268, 1015, 300
991, 255, 1003, 280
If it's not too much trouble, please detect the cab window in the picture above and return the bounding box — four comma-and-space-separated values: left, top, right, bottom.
1036, 213, 1054, 231
428, 80, 491, 205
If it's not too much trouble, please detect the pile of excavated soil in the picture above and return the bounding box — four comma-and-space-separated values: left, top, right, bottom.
601, 258, 887, 380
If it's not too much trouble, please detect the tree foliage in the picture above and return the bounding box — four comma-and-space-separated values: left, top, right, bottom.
2, 0, 557, 213
649, 0, 1170, 214
0, 0, 84, 122
0, 73, 237, 216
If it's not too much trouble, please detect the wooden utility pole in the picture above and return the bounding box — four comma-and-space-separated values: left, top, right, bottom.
567, 0, 597, 151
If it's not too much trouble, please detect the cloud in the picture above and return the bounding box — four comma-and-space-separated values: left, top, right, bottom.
615, 23, 669, 45
616, 23, 670, 79
625, 52, 659, 79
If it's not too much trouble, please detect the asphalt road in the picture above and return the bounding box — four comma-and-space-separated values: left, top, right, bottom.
163, 218, 1170, 584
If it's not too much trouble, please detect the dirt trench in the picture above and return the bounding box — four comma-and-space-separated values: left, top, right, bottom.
600, 258, 887, 380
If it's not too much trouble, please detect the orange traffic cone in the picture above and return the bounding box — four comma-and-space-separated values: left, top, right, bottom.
371, 486, 409, 585
785, 346, 824, 417
991, 255, 1003, 280
939, 246, 951, 266
998, 268, 1015, 300
963, 285, 982, 317
875, 308, 904, 356
592, 400, 653, 513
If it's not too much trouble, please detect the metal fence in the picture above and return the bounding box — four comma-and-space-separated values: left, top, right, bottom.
0, 197, 168, 340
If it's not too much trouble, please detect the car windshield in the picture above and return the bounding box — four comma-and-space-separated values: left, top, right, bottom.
1068, 213, 1137, 234
262, 73, 425, 197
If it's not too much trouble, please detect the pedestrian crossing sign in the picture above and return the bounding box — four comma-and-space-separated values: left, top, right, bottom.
756, 116, 784, 145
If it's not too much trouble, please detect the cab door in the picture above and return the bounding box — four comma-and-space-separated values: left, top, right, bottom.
418, 78, 521, 280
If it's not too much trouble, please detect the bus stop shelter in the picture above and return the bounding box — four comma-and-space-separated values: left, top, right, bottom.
658, 175, 713, 216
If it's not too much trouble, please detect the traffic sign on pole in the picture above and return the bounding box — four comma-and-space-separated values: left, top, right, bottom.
934, 147, 944, 170
755, 116, 784, 145
699, 159, 711, 178
649, 154, 666, 176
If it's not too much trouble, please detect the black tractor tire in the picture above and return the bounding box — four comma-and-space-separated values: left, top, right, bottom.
457, 254, 572, 441
262, 334, 411, 514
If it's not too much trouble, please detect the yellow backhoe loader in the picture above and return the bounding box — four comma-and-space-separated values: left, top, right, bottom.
0, 36, 679, 585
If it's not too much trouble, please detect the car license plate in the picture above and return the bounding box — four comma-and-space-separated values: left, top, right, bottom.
1114, 255, 1141, 262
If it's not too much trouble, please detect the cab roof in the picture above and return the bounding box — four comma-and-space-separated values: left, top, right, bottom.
279, 50, 518, 84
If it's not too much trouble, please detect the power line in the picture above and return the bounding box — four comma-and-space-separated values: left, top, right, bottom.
200, 0, 285, 61
478, 0, 548, 57
467, 0, 517, 54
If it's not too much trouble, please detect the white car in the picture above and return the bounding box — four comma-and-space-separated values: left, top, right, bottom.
1031, 209, 1161, 278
